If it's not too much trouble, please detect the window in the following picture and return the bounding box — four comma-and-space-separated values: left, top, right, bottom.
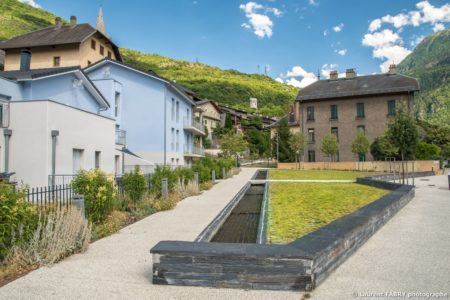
91, 39, 96, 50
114, 93, 120, 118
115, 155, 120, 174
358, 153, 366, 162
331, 127, 339, 141
308, 150, 316, 162
356, 103, 365, 118
72, 149, 84, 174
0, 97, 8, 128
171, 128, 175, 151
95, 151, 101, 169
336, 151, 340, 162
171, 98, 175, 121
307, 106, 315, 121
176, 101, 180, 122
53, 56, 61, 67
387, 100, 396, 116
100, 45, 104, 56
330, 105, 338, 120
308, 128, 315, 143
357, 125, 365, 134
107, 51, 112, 59
176, 158, 179, 165
87, 60, 92, 66
176, 130, 179, 151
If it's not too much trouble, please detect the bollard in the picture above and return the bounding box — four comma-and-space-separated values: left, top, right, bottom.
222, 167, 226, 179
72, 195, 85, 219
161, 178, 168, 199
212, 170, 216, 183
194, 172, 199, 185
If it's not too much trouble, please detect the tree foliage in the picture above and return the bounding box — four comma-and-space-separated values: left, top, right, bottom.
320, 133, 339, 161
385, 106, 419, 160
351, 132, 370, 158
220, 132, 248, 159
272, 119, 293, 162
289, 132, 307, 162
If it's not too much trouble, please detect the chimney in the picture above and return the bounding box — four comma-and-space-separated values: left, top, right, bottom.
54, 17, 62, 29
329, 70, 338, 80
345, 68, 356, 78
388, 64, 396, 74
20, 49, 32, 71
70, 16, 77, 28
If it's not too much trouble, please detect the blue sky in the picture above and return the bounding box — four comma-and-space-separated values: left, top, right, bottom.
23, 0, 450, 88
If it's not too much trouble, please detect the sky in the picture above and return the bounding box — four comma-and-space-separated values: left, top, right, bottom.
21, 0, 450, 88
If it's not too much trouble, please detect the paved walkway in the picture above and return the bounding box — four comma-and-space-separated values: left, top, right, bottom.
1, 173, 448, 300
0, 168, 300, 300
311, 175, 450, 299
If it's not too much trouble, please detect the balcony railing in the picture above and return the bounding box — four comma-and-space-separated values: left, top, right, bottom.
115, 129, 126, 145
183, 117, 205, 135
183, 144, 205, 157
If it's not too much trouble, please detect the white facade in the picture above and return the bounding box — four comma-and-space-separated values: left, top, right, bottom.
0, 100, 116, 187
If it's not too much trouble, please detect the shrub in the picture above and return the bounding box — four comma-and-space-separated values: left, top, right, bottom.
7, 208, 90, 267
174, 178, 199, 198
416, 141, 441, 160
0, 184, 37, 261
92, 210, 129, 240
150, 165, 178, 196
72, 169, 116, 224
122, 166, 146, 204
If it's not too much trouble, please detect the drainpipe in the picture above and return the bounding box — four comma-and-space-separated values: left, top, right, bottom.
121, 146, 125, 175
51, 130, 59, 186
3, 129, 12, 173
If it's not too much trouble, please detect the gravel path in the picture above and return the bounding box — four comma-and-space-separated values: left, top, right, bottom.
0, 168, 300, 300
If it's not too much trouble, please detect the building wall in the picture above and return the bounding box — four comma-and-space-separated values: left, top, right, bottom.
196, 102, 221, 139
4, 100, 115, 187
16, 73, 101, 114
0, 77, 23, 99
298, 93, 414, 162
3, 34, 116, 71
87, 62, 196, 167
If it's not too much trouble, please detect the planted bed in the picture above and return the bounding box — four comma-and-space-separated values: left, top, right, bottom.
151, 170, 427, 291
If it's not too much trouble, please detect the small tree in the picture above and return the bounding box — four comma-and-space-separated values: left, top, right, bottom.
351, 132, 370, 162
289, 132, 307, 168
220, 132, 248, 165
224, 113, 233, 131
272, 118, 294, 162
320, 133, 339, 163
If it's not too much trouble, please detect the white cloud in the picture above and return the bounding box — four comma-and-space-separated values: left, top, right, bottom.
323, 30, 328, 36
433, 23, 445, 32
333, 23, 344, 32
362, 29, 401, 48
308, 0, 318, 6
373, 45, 412, 72
368, 1, 450, 32
239, 2, 282, 38
336, 49, 347, 56
280, 65, 317, 88
18, 0, 41, 8
275, 77, 284, 83
410, 35, 425, 47
321, 64, 338, 78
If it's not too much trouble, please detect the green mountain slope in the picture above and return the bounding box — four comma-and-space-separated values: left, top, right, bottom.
121, 49, 296, 115
398, 28, 450, 126
0, 0, 296, 116
0, 0, 61, 40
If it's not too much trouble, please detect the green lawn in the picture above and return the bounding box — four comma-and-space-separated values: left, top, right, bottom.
268, 182, 389, 244
270, 170, 377, 180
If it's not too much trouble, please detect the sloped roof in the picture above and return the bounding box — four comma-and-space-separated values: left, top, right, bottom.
0, 66, 79, 80
0, 23, 122, 61
296, 73, 419, 101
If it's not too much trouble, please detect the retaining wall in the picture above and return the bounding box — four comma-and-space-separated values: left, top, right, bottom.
151, 175, 420, 291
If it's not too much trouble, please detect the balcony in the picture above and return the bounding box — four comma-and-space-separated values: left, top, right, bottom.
184, 144, 205, 157
183, 117, 205, 136
115, 129, 126, 145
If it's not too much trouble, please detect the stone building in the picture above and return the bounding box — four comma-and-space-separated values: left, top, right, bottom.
279, 66, 419, 162
0, 9, 121, 71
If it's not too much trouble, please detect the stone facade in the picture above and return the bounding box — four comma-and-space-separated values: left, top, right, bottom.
294, 93, 415, 162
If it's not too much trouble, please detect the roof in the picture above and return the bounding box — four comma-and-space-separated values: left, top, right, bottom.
0, 23, 122, 61
0, 66, 110, 109
195, 99, 222, 113
296, 73, 419, 101
0, 66, 79, 80
84, 58, 196, 106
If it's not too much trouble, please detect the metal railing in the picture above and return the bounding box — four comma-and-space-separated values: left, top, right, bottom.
184, 144, 205, 156
26, 184, 74, 208
115, 129, 126, 145
183, 117, 205, 135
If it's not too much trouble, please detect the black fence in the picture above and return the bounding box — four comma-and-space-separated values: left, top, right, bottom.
26, 184, 74, 208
